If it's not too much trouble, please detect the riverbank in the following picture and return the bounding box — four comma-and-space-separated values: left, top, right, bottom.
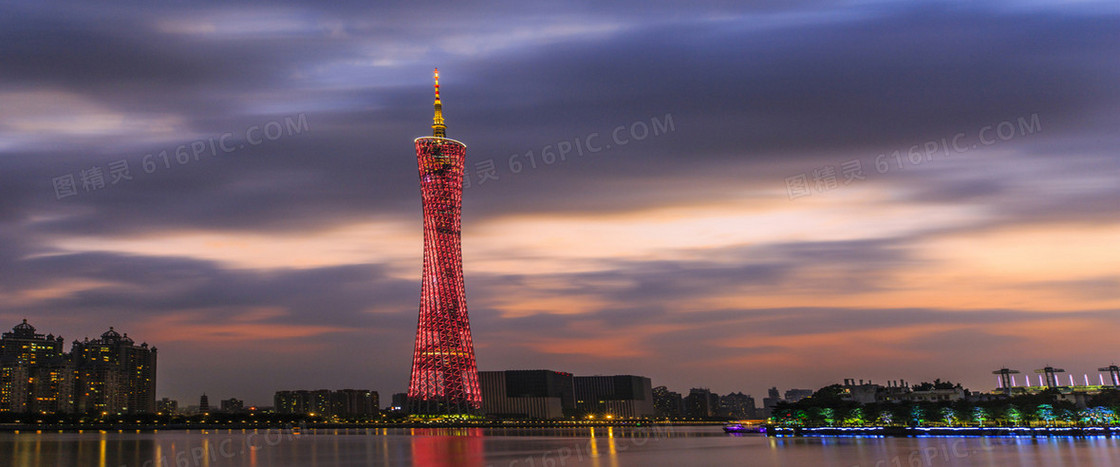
767, 425, 1118, 437
0, 420, 722, 432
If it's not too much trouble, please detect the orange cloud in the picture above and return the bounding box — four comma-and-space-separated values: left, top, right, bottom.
136, 309, 349, 346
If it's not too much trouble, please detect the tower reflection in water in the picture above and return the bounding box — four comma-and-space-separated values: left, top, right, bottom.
410, 428, 485, 467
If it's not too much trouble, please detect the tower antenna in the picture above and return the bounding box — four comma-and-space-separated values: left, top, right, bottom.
432, 68, 446, 137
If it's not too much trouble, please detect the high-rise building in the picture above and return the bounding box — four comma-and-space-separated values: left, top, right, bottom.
685, 388, 715, 418
157, 397, 178, 415
274, 390, 298, 414
329, 389, 379, 418
2, 321, 157, 415
652, 386, 684, 418
390, 393, 408, 411
0, 320, 71, 413
479, 370, 573, 419
783, 388, 814, 403
720, 392, 757, 419
275, 389, 379, 418
407, 68, 482, 416
760, 386, 782, 417
220, 398, 245, 413
709, 391, 723, 417
274, 390, 327, 415
574, 375, 655, 418
70, 327, 157, 414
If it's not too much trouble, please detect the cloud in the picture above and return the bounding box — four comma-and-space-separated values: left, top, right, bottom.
474, 305, 1120, 395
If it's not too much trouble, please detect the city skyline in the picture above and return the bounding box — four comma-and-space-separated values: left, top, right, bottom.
5, 316, 1119, 410
1, 0, 1119, 407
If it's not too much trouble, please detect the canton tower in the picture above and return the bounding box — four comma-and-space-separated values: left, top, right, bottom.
406, 68, 482, 416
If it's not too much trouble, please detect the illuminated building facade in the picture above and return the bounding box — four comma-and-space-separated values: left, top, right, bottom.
0, 320, 71, 413
157, 397, 178, 415
684, 387, 715, 418
652, 386, 684, 418
406, 68, 482, 416
220, 397, 245, 413
330, 389, 379, 418
274, 389, 379, 418
720, 392, 757, 419
274, 390, 327, 415
2, 321, 157, 414
70, 327, 158, 414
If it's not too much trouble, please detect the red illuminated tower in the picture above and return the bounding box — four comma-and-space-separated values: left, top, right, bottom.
406, 68, 482, 416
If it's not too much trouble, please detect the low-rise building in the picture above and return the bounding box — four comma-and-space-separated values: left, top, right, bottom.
574, 375, 655, 418
480, 370, 572, 419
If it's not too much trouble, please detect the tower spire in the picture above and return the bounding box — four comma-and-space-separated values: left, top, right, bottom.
432, 67, 446, 137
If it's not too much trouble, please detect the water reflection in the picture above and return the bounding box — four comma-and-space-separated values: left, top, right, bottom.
1, 427, 1119, 466
410, 428, 485, 467
606, 427, 620, 467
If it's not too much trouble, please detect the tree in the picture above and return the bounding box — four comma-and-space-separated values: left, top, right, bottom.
910, 405, 925, 426
1003, 405, 1022, 425
843, 407, 865, 426
806, 385, 848, 405
1036, 404, 1056, 424
940, 407, 957, 426
1087, 389, 1120, 409
911, 379, 962, 391
876, 410, 894, 426
972, 407, 989, 426
1079, 407, 1116, 425
771, 404, 808, 427
817, 408, 836, 426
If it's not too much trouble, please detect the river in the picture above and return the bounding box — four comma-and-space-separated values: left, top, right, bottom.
2, 426, 1118, 466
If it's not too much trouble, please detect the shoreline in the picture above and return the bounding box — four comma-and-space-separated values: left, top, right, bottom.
0, 420, 720, 433
766, 425, 1118, 438
6, 421, 1115, 437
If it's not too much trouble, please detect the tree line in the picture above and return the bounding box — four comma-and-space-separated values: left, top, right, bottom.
770, 384, 1120, 427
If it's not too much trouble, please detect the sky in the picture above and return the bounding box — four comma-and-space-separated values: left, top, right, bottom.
1, 0, 1118, 407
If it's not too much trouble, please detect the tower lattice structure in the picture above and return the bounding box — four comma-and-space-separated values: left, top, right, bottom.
406, 68, 482, 415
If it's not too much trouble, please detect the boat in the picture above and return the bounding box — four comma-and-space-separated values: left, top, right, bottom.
723, 423, 764, 434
